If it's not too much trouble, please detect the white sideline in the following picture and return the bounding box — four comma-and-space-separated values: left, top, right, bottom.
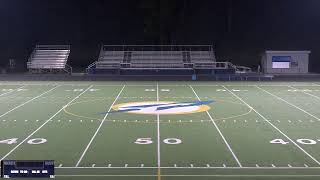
156, 83, 161, 172
256, 86, 320, 121
288, 86, 320, 101
0, 85, 61, 119
189, 85, 242, 167
75, 85, 126, 167
54, 175, 320, 177
0, 85, 25, 97
0, 85, 94, 161
222, 85, 320, 166
55, 166, 320, 169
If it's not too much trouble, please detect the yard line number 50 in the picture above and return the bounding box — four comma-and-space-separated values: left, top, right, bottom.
135, 138, 182, 145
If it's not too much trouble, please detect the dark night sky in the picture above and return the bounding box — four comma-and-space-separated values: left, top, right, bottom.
0, 0, 320, 72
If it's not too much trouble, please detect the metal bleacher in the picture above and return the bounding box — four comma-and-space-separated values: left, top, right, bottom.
85, 45, 260, 78
27, 45, 72, 74
87, 45, 222, 73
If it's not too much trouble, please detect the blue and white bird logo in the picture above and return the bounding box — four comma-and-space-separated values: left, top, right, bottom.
103, 100, 213, 115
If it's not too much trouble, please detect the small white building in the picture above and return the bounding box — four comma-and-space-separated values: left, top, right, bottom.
261, 51, 310, 74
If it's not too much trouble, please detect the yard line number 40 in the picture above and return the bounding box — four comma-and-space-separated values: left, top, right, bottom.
0, 138, 47, 145
270, 138, 320, 145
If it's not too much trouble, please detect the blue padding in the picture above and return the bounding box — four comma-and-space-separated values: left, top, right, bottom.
272, 56, 292, 62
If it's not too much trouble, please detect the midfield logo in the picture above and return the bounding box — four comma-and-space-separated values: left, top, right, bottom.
101, 101, 213, 115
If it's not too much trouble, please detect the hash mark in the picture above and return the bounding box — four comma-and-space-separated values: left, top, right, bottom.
255, 164, 259, 167
141, 164, 144, 167
108, 164, 111, 167
92, 164, 95, 167
288, 164, 292, 167
174, 164, 177, 167
125, 164, 128, 167
271, 164, 276, 167
206, 164, 210, 167
304, 164, 309, 167
223, 164, 226, 167
190, 164, 194, 167
59, 164, 63, 167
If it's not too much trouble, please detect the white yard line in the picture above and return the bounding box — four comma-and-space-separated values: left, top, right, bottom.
0, 85, 25, 97
256, 86, 320, 121
0, 85, 93, 161
288, 86, 320, 101
0, 85, 61, 119
75, 85, 126, 167
156, 82, 161, 173
189, 85, 242, 167
222, 85, 320, 166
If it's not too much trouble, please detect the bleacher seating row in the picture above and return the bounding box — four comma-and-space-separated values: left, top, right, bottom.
87, 45, 221, 73
27, 45, 72, 74
26, 45, 252, 76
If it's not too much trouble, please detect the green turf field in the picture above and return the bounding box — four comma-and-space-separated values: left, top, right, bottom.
0, 81, 320, 180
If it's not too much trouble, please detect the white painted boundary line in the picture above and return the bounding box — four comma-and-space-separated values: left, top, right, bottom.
0, 85, 94, 161
0, 85, 25, 97
190, 84, 320, 87
55, 175, 320, 177
156, 82, 161, 172
222, 85, 320, 166
256, 86, 320, 121
56, 175, 156, 177
75, 85, 126, 167
2, 83, 320, 87
189, 85, 242, 167
0, 83, 154, 87
0, 85, 61, 119
288, 86, 320, 101
55, 166, 320, 169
